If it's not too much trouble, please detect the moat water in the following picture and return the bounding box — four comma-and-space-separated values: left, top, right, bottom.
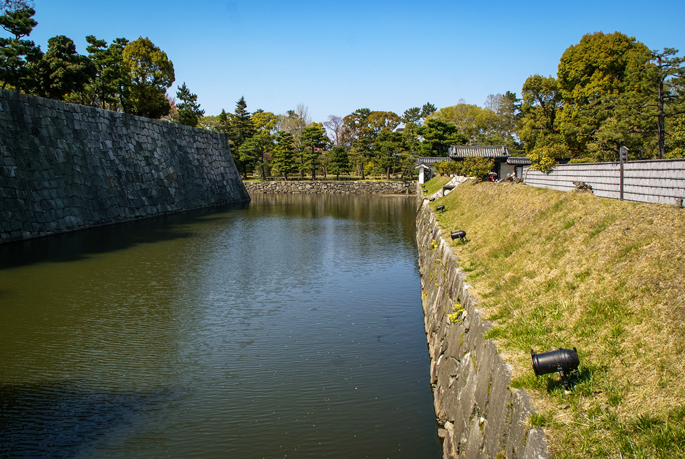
0, 194, 441, 458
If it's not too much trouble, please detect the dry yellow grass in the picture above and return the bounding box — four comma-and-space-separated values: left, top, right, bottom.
426, 178, 685, 458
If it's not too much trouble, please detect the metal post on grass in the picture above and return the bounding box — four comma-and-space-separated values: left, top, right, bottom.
619, 146, 629, 201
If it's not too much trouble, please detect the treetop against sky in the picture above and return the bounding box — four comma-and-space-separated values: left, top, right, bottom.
24, 0, 685, 121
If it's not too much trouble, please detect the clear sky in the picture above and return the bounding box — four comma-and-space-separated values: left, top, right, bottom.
30, 0, 685, 122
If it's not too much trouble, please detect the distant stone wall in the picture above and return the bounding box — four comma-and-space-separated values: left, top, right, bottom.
244, 180, 416, 195
525, 160, 685, 206
416, 205, 550, 459
0, 89, 249, 244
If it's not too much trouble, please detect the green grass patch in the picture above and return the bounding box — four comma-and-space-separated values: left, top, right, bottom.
422, 176, 452, 197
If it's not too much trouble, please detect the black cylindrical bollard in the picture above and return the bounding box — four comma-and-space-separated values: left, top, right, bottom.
450, 230, 466, 241
531, 348, 579, 376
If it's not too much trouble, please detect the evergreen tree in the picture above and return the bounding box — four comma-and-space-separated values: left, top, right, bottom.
228, 96, 255, 150
239, 132, 272, 180
374, 130, 406, 179
416, 119, 468, 156
620, 48, 685, 158
29, 35, 96, 101
272, 131, 297, 180
175, 82, 204, 127
328, 146, 351, 180
84, 35, 129, 110
0, 5, 40, 93
300, 123, 328, 180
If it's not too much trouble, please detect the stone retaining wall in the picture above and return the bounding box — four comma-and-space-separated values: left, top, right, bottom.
416, 203, 550, 459
0, 89, 249, 244
244, 180, 415, 195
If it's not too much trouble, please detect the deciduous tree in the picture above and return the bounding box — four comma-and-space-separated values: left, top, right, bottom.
518, 75, 566, 171
121, 37, 174, 118
556, 31, 651, 157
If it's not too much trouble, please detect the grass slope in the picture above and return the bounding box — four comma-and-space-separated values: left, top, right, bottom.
425, 177, 685, 458
421, 176, 452, 197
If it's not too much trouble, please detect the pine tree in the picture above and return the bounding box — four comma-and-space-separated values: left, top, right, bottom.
300, 123, 328, 180
175, 82, 204, 127
328, 146, 351, 180
272, 131, 297, 180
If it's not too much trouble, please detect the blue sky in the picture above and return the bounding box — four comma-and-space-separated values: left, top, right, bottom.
30, 0, 685, 122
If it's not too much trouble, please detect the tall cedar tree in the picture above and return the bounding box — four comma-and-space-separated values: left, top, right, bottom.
226, 96, 256, 178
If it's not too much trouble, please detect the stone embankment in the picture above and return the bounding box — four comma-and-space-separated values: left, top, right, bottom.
416, 202, 550, 458
0, 89, 248, 244
244, 180, 415, 195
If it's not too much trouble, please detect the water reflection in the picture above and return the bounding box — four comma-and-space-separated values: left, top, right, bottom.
0, 194, 440, 458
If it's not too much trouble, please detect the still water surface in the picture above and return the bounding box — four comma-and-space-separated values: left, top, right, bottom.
0, 194, 441, 458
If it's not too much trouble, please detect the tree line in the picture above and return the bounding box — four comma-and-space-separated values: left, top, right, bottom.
0, 1, 204, 125
2, 1, 683, 177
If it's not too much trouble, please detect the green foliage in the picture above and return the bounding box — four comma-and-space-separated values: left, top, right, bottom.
271, 131, 297, 180
0, 5, 39, 93
300, 122, 328, 180
328, 146, 351, 179
435, 160, 459, 175
556, 32, 651, 158
239, 131, 273, 180
518, 74, 565, 172
416, 118, 468, 156
84, 35, 129, 110
29, 35, 96, 102
252, 110, 279, 133
225, 97, 256, 176
121, 37, 174, 118
174, 82, 204, 127
458, 157, 495, 178
374, 130, 407, 179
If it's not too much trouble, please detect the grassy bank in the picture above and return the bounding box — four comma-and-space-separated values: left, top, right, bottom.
425, 178, 685, 458
421, 176, 452, 197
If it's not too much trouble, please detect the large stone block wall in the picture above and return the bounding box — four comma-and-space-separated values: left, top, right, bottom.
0, 89, 249, 243
416, 204, 550, 459
244, 180, 416, 195
525, 160, 685, 205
